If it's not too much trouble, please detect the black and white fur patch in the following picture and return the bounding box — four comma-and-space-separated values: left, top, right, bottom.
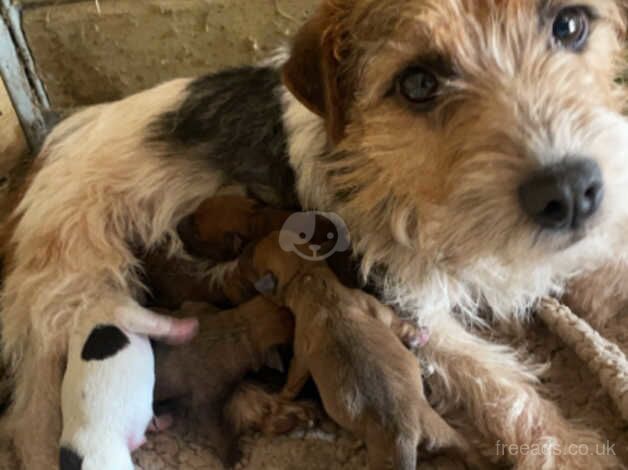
81, 325, 130, 361
149, 66, 299, 209
59, 446, 83, 470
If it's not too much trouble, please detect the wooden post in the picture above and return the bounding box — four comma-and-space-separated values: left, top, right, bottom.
0, 74, 28, 176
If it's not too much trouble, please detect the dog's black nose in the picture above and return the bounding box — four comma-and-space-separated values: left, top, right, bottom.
519, 158, 604, 230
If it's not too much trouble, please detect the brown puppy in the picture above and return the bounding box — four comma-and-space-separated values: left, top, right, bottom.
147, 194, 360, 308
245, 232, 480, 470
143, 196, 291, 308
178, 195, 293, 261
153, 297, 301, 465
141, 247, 256, 309
178, 194, 366, 303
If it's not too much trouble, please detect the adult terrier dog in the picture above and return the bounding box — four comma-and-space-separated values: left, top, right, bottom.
2, 0, 628, 468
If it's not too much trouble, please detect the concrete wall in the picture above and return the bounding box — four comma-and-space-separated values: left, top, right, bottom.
20, 0, 318, 109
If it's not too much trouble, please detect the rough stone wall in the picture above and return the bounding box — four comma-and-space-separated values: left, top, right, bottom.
20, 0, 318, 109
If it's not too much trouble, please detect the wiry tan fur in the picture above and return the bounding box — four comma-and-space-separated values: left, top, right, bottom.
281, 0, 628, 468
2, 0, 628, 469
286, 0, 628, 325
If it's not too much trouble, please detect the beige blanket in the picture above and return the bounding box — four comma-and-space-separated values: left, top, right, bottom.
130, 303, 628, 469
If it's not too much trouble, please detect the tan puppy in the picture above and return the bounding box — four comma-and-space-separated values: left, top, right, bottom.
245, 232, 480, 470
153, 297, 297, 465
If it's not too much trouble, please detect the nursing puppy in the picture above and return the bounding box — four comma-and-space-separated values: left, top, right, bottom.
142, 245, 256, 310
143, 195, 292, 308
59, 302, 184, 470
153, 298, 299, 466
178, 195, 293, 261
145, 195, 355, 308
244, 231, 478, 469
3, 0, 628, 468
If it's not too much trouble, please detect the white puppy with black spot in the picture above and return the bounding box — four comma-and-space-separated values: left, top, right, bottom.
59, 303, 169, 470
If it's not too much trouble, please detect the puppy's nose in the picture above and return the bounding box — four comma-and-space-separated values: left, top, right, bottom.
309, 244, 321, 252
519, 158, 604, 230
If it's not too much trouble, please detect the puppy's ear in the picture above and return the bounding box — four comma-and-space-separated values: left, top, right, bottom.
282, 2, 351, 144
254, 272, 278, 296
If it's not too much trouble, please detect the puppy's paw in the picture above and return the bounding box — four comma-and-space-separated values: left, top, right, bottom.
147, 414, 174, 433
261, 400, 319, 435
397, 322, 430, 350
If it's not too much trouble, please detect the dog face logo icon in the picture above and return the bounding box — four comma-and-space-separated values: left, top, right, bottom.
279, 212, 350, 261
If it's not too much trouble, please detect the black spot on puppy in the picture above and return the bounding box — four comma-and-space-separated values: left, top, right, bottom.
60, 446, 83, 470
81, 325, 130, 361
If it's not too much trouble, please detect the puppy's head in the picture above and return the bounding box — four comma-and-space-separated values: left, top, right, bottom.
179, 196, 259, 261
240, 231, 308, 300
284, 0, 628, 288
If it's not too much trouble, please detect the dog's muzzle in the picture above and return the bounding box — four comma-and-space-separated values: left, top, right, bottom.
519, 158, 604, 231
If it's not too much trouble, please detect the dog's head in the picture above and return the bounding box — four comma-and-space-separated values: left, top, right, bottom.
284, 0, 628, 291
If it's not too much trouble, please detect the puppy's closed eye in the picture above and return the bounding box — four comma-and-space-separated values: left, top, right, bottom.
224, 232, 246, 256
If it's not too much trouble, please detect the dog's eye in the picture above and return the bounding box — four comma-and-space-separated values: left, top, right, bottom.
552, 7, 590, 51
397, 67, 439, 106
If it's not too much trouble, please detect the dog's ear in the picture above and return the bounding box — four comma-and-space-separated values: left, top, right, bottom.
282, 2, 351, 144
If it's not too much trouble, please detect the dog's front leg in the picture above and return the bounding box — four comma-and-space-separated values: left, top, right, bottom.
363, 296, 428, 349
563, 259, 628, 328
422, 313, 619, 470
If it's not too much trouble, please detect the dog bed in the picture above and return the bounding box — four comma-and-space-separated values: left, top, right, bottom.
0, 298, 622, 469
128, 301, 628, 469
